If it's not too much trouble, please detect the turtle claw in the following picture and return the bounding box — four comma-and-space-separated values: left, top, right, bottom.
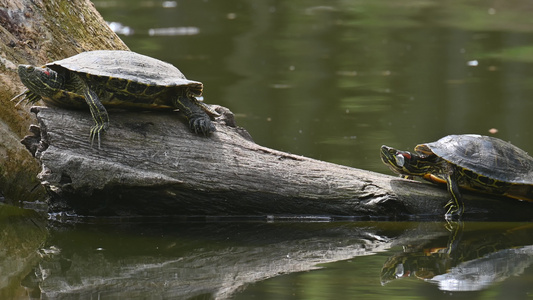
10, 90, 41, 107
189, 116, 216, 136
89, 124, 108, 149
444, 200, 463, 220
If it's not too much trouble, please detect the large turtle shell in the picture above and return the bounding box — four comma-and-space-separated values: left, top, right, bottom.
46, 50, 202, 91
420, 134, 533, 185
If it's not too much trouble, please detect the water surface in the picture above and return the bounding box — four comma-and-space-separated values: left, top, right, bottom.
10, 215, 533, 299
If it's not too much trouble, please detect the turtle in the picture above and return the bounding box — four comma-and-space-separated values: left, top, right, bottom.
380, 134, 533, 219
12, 50, 219, 148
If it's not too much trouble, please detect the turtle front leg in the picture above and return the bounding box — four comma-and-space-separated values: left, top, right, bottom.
444, 171, 465, 220
174, 91, 215, 135
83, 87, 109, 149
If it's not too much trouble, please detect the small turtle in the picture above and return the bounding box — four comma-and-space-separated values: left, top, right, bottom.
380, 134, 533, 219
12, 50, 219, 147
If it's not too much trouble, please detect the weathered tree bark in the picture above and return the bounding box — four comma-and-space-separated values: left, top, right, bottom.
26, 105, 533, 219
0, 0, 128, 203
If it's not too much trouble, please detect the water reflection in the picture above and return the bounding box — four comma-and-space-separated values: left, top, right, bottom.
235, 222, 533, 299
12, 220, 532, 299
0, 205, 47, 299
25, 220, 393, 299
381, 222, 533, 292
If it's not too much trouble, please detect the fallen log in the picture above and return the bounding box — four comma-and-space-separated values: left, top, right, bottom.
24, 105, 533, 219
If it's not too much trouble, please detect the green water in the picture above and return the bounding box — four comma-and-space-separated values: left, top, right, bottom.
6, 213, 533, 299
95, 0, 533, 173
6, 0, 533, 298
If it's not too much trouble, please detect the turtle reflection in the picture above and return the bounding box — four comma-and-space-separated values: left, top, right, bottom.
380, 223, 533, 291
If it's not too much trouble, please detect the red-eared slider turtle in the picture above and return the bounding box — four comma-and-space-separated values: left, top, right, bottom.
380, 134, 533, 219
12, 50, 218, 147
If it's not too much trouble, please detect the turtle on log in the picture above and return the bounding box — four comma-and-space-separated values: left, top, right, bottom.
12, 50, 219, 148
380, 134, 533, 219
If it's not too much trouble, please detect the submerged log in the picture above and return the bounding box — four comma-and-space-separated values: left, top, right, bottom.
25, 105, 533, 219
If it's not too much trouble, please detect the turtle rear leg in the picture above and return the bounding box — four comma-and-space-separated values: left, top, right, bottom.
174, 92, 216, 135
444, 171, 465, 220
83, 87, 109, 148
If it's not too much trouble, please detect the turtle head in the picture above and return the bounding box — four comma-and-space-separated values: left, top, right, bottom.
380, 145, 433, 177
18, 65, 65, 99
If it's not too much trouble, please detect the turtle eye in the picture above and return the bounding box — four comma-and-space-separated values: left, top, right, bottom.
395, 154, 405, 167
27, 66, 35, 73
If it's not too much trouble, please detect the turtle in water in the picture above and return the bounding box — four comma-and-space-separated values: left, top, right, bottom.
12, 50, 219, 148
380, 134, 533, 219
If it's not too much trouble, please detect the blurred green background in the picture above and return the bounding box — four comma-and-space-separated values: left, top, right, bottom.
96, 0, 533, 176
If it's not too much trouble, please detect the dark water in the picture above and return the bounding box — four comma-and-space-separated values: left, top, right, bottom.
6, 0, 533, 298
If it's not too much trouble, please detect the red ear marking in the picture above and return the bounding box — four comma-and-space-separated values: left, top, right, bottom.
402, 152, 411, 159
43, 69, 50, 76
